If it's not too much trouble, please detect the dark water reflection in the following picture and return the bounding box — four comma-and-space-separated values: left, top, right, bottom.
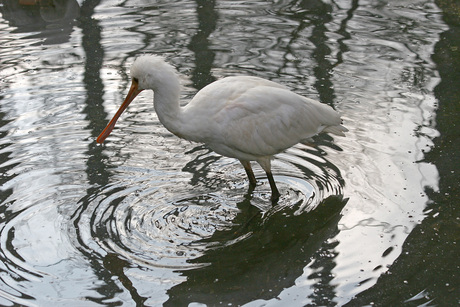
0, 0, 458, 306
165, 196, 346, 307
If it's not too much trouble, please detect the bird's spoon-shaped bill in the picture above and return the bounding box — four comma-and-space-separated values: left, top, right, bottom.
97, 79, 143, 143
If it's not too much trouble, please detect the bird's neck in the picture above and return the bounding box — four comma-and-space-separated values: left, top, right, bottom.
153, 77, 184, 137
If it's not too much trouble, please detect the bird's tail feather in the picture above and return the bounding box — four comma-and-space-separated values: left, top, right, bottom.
323, 125, 348, 136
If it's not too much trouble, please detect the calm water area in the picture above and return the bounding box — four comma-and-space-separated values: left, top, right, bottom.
0, 0, 459, 306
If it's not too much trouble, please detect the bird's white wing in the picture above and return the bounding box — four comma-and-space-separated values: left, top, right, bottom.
211, 85, 344, 157
187, 76, 288, 111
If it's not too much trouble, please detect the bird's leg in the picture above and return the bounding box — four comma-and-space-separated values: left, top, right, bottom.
266, 170, 280, 202
239, 160, 257, 187
256, 159, 280, 202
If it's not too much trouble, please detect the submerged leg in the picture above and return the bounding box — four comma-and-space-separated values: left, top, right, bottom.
239, 160, 257, 187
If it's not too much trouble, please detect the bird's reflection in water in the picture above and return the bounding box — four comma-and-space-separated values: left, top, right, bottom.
165, 194, 348, 306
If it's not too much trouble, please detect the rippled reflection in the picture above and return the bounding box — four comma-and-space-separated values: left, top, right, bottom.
166, 195, 347, 306
71, 140, 346, 270
0, 0, 451, 306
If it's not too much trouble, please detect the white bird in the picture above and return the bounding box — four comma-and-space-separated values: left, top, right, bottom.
97, 55, 347, 201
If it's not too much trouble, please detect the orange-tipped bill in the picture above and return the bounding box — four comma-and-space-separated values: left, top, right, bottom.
97, 79, 143, 143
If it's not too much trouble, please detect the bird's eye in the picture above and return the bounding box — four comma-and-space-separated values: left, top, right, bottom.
133, 77, 139, 83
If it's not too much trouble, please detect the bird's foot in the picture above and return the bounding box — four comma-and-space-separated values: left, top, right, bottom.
270, 190, 280, 204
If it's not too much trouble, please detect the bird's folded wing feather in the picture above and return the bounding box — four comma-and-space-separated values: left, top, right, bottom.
212, 85, 344, 156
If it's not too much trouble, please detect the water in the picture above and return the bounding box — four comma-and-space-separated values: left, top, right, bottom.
0, 0, 458, 306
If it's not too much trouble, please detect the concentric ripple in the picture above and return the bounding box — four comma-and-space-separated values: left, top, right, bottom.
73, 186, 240, 269
70, 141, 345, 271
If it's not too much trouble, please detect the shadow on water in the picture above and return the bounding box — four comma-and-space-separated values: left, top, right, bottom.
182, 145, 222, 187
103, 253, 147, 306
274, 4, 349, 305
275, 0, 357, 106
274, 0, 335, 104
188, 0, 218, 90
274, 0, 356, 156
165, 195, 348, 306
182, 0, 221, 186
334, 0, 359, 69
295, 0, 336, 104
346, 1, 460, 305
73, 0, 145, 304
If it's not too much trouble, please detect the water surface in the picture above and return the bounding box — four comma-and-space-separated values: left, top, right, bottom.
0, 0, 458, 306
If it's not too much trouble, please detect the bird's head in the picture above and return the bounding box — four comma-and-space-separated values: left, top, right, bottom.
96, 55, 178, 144
130, 55, 177, 91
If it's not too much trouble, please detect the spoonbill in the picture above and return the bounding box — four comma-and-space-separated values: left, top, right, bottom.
97, 55, 347, 201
